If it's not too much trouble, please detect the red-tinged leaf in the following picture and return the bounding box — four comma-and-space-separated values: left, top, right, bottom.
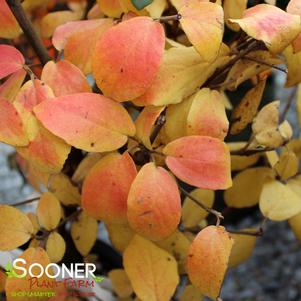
0, 96, 28, 146
127, 162, 181, 241
179, 1, 224, 62
0, 45, 25, 80
93, 16, 165, 101
187, 226, 233, 299
82, 152, 137, 223
53, 19, 113, 74
229, 4, 301, 54
0, 0, 21, 39
287, 0, 301, 53
135, 105, 165, 149
163, 136, 232, 190
41, 60, 91, 97
17, 124, 71, 174
0, 69, 26, 101
33, 93, 136, 152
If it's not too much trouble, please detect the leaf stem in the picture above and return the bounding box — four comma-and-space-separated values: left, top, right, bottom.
6, 0, 52, 65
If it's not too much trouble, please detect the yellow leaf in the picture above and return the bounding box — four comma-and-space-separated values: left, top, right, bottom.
179, 285, 203, 301
156, 230, 191, 274
224, 0, 247, 32
0, 205, 33, 251
37, 192, 61, 231
106, 222, 134, 253
224, 167, 275, 208
49, 173, 81, 206
284, 45, 301, 87
145, 0, 167, 18
46, 231, 66, 263
230, 79, 266, 135
289, 211, 301, 242
182, 189, 214, 228
179, 2, 224, 63
124, 235, 179, 301
265, 150, 279, 168
27, 212, 40, 235
274, 150, 299, 180
187, 226, 233, 299
71, 211, 98, 256
297, 85, 301, 126
228, 230, 257, 267
109, 269, 133, 298
259, 180, 301, 221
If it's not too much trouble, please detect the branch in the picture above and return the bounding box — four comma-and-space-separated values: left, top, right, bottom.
10, 196, 40, 207
179, 186, 224, 226
150, 110, 166, 144
280, 86, 298, 123
6, 0, 52, 65
228, 228, 263, 237
156, 14, 182, 22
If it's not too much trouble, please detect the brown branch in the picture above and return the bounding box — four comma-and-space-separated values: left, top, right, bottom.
150, 110, 166, 144
6, 0, 52, 65
10, 196, 40, 207
228, 228, 263, 237
280, 86, 298, 123
156, 14, 182, 22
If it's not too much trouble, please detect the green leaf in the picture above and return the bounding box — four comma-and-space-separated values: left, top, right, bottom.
131, 0, 153, 10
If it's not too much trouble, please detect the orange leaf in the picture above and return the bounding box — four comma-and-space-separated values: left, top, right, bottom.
93, 16, 165, 101
0, 0, 21, 39
179, 1, 224, 62
230, 4, 301, 54
0, 45, 24, 80
41, 60, 91, 97
127, 162, 181, 241
187, 226, 233, 299
82, 152, 137, 223
163, 136, 232, 190
0, 96, 28, 146
33, 93, 136, 152
0, 69, 26, 101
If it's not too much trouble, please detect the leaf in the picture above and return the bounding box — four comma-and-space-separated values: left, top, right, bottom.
0, 205, 33, 251
230, 4, 301, 54
145, 0, 167, 18
156, 230, 191, 274
49, 173, 81, 206
224, 167, 275, 208
230, 79, 266, 135
186, 88, 229, 140
97, 0, 123, 18
187, 225, 233, 300
289, 211, 301, 242
108, 269, 133, 298
131, 0, 153, 10
41, 10, 81, 38
0, 96, 28, 146
0, 0, 21, 39
71, 211, 98, 256
123, 235, 179, 301
53, 19, 113, 74
93, 17, 165, 102
274, 150, 299, 180
287, 0, 301, 53
0, 45, 25, 80
0, 69, 26, 101
259, 180, 301, 221
27, 212, 40, 235
106, 222, 134, 253
284, 45, 301, 87
0, 270, 6, 293
46, 232, 66, 263
182, 189, 214, 228
179, 285, 203, 301
37, 192, 61, 231
5, 248, 54, 301
179, 2, 224, 62
228, 230, 257, 267
135, 105, 165, 149
163, 136, 232, 190
34, 92, 136, 152
127, 162, 181, 241
134, 45, 229, 106
224, 0, 247, 32
41, 60, 91, 97
82, 152, 137, 223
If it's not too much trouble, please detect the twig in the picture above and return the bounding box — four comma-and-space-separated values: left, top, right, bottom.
179, 186, 224, 225
9, 196, 40, 207
280, 86, 298, 123
150, 110, 166, 144
56, 208, 83, 229
228, 229, 263, 237
6, 0, 52, 65
230, 146, 277, 156
243, 55, 287, 73
156, 14, 182, 22
82, 0, 96, 20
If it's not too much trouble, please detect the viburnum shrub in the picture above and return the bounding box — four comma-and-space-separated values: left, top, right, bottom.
1, 0, 301, 300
